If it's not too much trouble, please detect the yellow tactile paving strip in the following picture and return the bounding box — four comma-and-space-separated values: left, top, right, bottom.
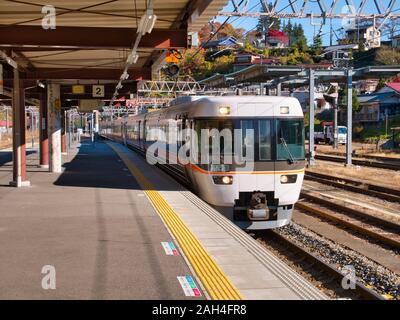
107, 142, 243, 300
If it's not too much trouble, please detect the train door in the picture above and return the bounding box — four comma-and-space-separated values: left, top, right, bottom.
185, 119, 197, 188
123, 121, 127, 146
141, 120, 146, 150
237, 103, 275, 193
137, 120, 141, 149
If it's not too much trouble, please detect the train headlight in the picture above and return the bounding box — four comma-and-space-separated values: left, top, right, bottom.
280, 175, 297, 184
219, 106, 231, 115
280, 106, 290, 114
212, 176, 233, 185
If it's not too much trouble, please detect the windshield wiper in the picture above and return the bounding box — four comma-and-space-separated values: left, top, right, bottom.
280, 137, 295, 164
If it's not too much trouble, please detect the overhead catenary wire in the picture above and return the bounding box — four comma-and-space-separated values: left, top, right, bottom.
190, 0, 248, 61
109, 0, 156, 110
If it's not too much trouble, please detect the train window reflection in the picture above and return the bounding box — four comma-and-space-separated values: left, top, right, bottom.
241, 120, 254, 159
258, 120, 272, 160
195, 120, 234, 163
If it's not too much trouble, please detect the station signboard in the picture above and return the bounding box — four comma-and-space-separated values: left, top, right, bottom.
92, 85, 105, 98
72, 85, 85, 94
79, 99, 104, 112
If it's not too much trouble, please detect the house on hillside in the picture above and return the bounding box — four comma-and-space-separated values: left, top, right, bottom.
202, 36, 240, 50
254, 30, 289, 49
354, 80, 379, 94
356, 82, 400, 124
345, 25, 381, 49
233, 51, 280, 72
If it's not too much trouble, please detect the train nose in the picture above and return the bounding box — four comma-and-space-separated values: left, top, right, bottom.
249, 192, 266, 208
241, 192, 278, 221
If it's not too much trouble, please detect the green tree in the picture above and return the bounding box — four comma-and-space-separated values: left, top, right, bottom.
212, 54, 235, 74
313, 35, 322, 52
290, 24, 308, 52
376, 46, 400, 65
358, 40, 365, 52
257, 2, 281, 46
338, 87, 361, 113
375, 78, 387, 92
283, 21, 294, 46
179, 48, 210, 79
296, 37, 308, 53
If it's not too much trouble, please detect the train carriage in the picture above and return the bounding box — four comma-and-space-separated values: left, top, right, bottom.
101, 95, 305, 230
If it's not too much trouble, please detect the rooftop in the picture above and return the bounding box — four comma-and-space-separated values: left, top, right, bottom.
387, 82, 400, 93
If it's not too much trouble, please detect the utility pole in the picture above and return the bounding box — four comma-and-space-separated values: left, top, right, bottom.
71, 111, 74, 147
5, 106, 9, 132
277, 82, 282, 96
308, 69, 315, 166
91, 112, 94, 142
333, 86, 339, 149
64, 110, 68, 151
385, 111, 389, 137
346, 68, 353, 166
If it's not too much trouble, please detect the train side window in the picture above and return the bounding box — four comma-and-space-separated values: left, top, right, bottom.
258, 120, 272, 160
177, 119, 183, 148
241, 120, 254, 159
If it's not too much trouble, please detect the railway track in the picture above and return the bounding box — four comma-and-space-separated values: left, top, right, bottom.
103, 135, 397, 299
256, 230, 386, 300
305, 171, 400, 203
315, 154, 400, 171
317, 151, 400, 163
297, 192, 400, 250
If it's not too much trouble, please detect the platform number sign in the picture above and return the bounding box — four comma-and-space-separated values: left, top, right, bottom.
92, 85, 104, 98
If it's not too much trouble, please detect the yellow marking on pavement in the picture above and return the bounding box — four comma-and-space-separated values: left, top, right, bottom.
107, 142, 243, 300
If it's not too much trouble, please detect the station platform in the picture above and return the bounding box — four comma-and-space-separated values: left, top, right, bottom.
0, 139, 327, 300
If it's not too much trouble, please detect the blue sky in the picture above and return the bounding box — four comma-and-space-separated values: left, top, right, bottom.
216, 0, 400, 46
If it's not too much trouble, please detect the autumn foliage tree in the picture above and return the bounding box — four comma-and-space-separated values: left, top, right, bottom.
198, 22, 245, 44
178, 48, 235, 80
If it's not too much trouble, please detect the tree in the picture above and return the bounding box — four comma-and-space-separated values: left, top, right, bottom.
358, 40, 365, 52
338, 87, 361, 113
283, 21, 294, 46
375, 78, 387, 92
256, 2, 281, 46
212, 54, 235, 74
198, 22, 218, 43
287, 23, 308, 52
376, 46, 400, 65
296, 37, 308, 53
178, 48, 210, 79
313, 35, 322, 52
219, 23, 243, 39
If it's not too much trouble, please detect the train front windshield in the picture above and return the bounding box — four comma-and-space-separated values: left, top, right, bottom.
194, 118, 305, 162
276, 119, 305, 161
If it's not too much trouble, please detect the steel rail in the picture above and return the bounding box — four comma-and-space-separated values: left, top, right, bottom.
266, 230, 386, 300
305, 171, 400, 203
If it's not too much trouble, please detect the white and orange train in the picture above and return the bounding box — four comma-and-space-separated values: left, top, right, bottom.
100, 96, 305, 230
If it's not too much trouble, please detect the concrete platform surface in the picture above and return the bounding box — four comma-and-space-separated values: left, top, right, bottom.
0, 140, 203, 299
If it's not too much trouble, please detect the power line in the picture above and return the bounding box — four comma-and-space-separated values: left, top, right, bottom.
190, 0, 249, 60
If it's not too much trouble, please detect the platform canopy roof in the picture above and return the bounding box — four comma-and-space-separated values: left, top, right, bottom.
0, 0, 228, 82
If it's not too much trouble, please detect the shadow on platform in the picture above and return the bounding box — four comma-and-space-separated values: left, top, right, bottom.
0, 150, 36, 166
54, 140, 142, 190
